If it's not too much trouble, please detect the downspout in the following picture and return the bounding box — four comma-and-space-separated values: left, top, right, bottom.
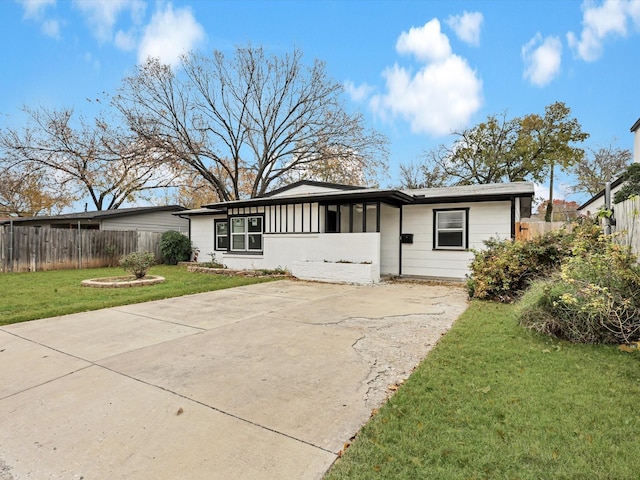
604, 181, 612, 235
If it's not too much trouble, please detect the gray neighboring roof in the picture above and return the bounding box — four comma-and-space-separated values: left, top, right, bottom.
0, 205, 187, 225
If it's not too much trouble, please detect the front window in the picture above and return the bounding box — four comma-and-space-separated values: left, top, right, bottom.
434, 209, 468, 249
215, 220, 228, 250
230, 216, 263, 252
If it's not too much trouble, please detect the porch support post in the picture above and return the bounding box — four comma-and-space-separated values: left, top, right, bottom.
398, 204, 403, 276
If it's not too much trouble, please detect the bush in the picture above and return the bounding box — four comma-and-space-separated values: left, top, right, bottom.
120, 251, 156, 279
160, 230, 192, 265
518, 233, 640, 344
467, 220, 603, 302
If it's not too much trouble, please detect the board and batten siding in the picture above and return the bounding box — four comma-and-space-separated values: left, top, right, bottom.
401, 201, 512, 279
102, 211, 189, 233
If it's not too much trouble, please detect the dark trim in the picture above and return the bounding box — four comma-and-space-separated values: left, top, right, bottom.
631, 117, 640, 133
214, 218, 229, 252
228, 213, 264, 254
432, 208, 470, 250
399, 204, 403, 276
349, 204, 354, 233
376, 201, 381, 233
510, 197, 516, 239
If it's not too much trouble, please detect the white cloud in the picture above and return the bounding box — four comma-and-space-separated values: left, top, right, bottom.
344, 81, 374, 102
137, 3, 205, 67
73, 0, 145, 44
16, 0, 55, 20
114, 29, 136, 51
567, 0, 640, 61
446, 11, 483, 46
396, 19, 451, 62
41, 18, 61, 38
522, 33, 562, 87
371, 19, 483, 136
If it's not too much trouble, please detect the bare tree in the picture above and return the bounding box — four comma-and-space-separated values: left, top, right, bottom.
0, 161, 73, 217
571, 143, 632, 196
115, 46, 388, 201
398, 160, 448, 189
0, 106, 179, 211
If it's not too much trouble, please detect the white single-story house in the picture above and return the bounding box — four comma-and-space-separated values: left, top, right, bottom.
0, 205, 189, 233
180, 180, 534, 283
578, 116, 640, 216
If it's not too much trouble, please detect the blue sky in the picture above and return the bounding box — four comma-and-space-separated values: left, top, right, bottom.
1, 0, 639, 207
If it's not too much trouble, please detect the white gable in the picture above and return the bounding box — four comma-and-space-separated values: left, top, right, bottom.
269, 184, 349, 198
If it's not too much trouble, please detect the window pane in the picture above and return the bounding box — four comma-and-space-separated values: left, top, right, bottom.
438, 231, 463, 247
248, 216, 262, 232
216, 222, 228, 235
248, 233, 262, 250
217, 235, 228, 250
438, 211, 463, 229
232, 235, 245, 250
231, 218, 245, 233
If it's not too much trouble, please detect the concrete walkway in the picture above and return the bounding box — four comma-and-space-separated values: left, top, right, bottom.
0, 280, 468, 480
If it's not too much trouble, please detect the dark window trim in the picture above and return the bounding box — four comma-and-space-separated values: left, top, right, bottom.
229, 213, 264, 253
432, 208, 469, 250
214, 219, 229, 251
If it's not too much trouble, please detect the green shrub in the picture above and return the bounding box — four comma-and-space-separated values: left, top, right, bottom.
467, 220, 602, 302
159, 230, 192, 265
120, 251, 156, 279
518, 233, 640, 344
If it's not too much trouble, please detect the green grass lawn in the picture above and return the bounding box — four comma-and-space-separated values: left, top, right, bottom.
326, 301, 640, 479
0, 265, 274, 325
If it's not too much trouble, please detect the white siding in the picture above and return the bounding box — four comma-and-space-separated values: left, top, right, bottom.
219, 233, 380, 275
380, 203, 400, 275
269, 184, 348, 197
102, 211, 189, 233
401, 201, 512, 280
189, 215, 223, 259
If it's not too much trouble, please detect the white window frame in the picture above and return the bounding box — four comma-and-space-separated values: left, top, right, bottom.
434, 209, 468, 250
230, 215, 263, 253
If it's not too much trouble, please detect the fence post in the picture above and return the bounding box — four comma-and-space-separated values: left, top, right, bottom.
77, 221, 82, 269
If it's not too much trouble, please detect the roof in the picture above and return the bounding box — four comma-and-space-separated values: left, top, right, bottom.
0, 205, 187, 225
631, 117, 640, 133
260, 180, 366, 197
406, 182, 535, 204
185, 181, 534, 215
577, 176, 624, 211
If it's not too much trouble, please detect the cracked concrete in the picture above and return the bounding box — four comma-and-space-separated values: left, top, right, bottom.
0, 280, 468, 480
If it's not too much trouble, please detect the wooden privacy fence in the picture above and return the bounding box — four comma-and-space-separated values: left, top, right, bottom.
515, 221, 571, 241
612, 196, 640, 256
0, 226, 164, 273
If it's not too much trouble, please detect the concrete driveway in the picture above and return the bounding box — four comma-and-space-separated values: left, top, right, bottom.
0, 280, 467, 480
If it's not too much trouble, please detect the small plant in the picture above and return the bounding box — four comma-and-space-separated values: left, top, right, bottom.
202, 253, 225, 269
120, 251, 156, 279
104, 244, 118, 267
160, 230, 192, 265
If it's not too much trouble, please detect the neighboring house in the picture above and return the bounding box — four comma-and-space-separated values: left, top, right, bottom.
0, 205, 189, 233
180, 180, 534, 283
578, 117, 640, 216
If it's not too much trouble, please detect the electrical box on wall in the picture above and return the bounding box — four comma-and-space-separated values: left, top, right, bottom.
401, 233, 414, 244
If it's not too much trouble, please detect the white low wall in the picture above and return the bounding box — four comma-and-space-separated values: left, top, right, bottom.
218, 232, 381, 284
291, 261, 379, 284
